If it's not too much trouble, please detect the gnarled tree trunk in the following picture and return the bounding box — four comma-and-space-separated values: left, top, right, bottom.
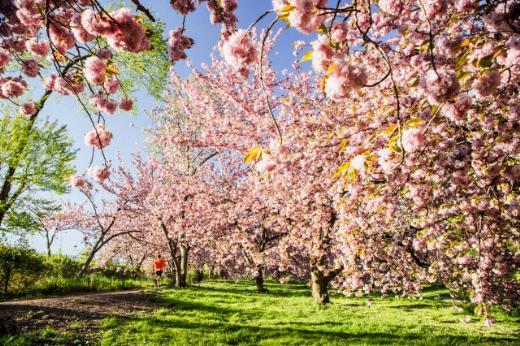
254, 265, 267, 293
310, 267, 343, 304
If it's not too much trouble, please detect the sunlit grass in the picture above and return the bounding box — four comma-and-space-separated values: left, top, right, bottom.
1, 274, 153, 300
100, 280, 520, 345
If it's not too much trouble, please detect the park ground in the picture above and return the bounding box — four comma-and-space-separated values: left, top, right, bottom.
0, 280, 518, 345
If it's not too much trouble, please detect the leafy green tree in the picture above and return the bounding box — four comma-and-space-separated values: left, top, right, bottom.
0, 115, 76, 233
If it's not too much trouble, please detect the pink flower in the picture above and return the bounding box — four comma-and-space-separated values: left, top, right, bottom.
311, 35, 334, 72
105, 8, 151, 53
168, 28, 194, 64
20, 101, 37, 116
84, 124, 113, 149
83, 56, 106, 86
21, 59, 39, 77
0, 48, 11, 69
71, 13, 95, 43
49, 24, 75, 53
104, 77, 119, 94
119, 98, 134, 111
170, 0, 196, 15
44, 74, 57, 90
96, 49, 113, 60
222, 29, 257, 71
88, 165, 110, 182
401, 128, 426, 152
1, 78, 27, 98
53, 75, 85, 95
424, 0, 447, 20
25, 39, 50, 57
377, 148, 399, 174
420, 69, 460, 104
90, 94, 117, 114
366, 299, 374, 306
287, 0, 326, 34
325, 60, 368, 99
460, 316, 472, 323
379, 0, 408, 15
472, 71, 502, 99
484, 317, 495, 328
69, 175, 86, 188
81, 9, 113, 36
330, 22, 348, 43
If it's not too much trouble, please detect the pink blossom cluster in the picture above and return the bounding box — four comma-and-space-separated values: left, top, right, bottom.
81, 8, 150, 53
472, 71, 502, 100
21, 59, 39, 77
419, 69, 460, 104
311, 35, 335, 72
84, 124, 113, 149
0, 49, 11, 69
168, 29, 194, 64
25, 39, 50, 57
104, 77, 119, 94
170, 0, 196, 16
20, 101, 36, 116
90, 94, 117, 114
275, 0, 327, 34
83, 56, 106, 86
222, 30, 257, 73
207, 0, 238, 37
88, 165, 111, 182
401, 128, 427, 152
0, 77, 27, 98
378, 0, 409, 15
69, 175, 86, 188
119, 98, 134, 111
325, 60, 368, 99
44, 74, 85, 96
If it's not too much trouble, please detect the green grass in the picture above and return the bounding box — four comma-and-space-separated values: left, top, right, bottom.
0, 326, 83, 346
100, 280, 520, 345
1, 274, 153, 300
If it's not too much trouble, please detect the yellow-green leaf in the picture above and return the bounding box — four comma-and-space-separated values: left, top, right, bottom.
333, 161, 350, 179
405, 118, 423, 128
301, 50, 313, 62
243, 146, 263, 164
320, 62, 336, 91
383, 124, 397, 137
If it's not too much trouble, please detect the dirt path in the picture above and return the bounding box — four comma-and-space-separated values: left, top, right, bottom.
0, 289, 159, 343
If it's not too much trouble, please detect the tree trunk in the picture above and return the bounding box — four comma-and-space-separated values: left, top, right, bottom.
254, 266, 267, 293
45, 231, 52, 257
3, 266, 11, 293
208, 264, 215, 279
177, 244, 189, 288
77, 246, 98, 277
310, 270, 330, 304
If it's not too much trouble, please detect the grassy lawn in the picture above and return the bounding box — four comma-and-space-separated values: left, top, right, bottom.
100, 280, 519, 346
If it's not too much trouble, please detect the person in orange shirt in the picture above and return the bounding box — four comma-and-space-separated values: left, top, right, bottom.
153, 254, 166, 286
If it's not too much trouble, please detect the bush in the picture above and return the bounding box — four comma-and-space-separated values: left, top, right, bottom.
0, 244, 46, 294
0, 244, 150, 299
187, 268, 205, 284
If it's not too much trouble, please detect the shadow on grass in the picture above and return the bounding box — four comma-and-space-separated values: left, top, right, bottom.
106, 314, 518, 345
190, 281, 311, 298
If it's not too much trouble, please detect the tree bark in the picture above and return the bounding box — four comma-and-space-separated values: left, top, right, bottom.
254, 265, 267, 293
177, 244, 189, 288
310, 270, 330, 304
3, 266, 11, 293
310, 267, 343, 304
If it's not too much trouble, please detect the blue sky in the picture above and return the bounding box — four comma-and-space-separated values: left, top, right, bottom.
27, 0, 313, 256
